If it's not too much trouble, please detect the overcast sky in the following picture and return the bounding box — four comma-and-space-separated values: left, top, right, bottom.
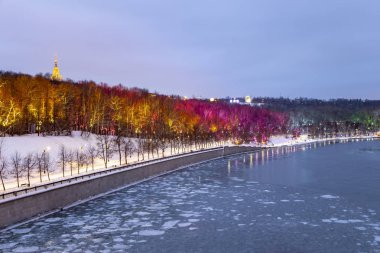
1, 0, 380, 99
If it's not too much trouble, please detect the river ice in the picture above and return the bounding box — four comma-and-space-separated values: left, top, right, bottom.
1, 140, 380, 252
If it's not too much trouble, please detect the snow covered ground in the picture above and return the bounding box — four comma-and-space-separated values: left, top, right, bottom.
0, 132, 220, 193
1, 131, 95, 159
265, 134, 377, 147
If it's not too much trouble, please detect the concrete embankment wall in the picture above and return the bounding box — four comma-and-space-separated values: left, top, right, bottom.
0, 146, 258, 229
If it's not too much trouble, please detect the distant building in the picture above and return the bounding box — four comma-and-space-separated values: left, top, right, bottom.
226, 96, 266, 107
51, 55, 63, 81
229, 98, 241, 104
251, 102, 265, 107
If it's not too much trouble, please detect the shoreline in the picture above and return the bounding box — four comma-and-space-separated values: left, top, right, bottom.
261, 134, 380, 148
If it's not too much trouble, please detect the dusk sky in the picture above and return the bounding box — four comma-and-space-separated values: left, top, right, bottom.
1, 0, 380, 99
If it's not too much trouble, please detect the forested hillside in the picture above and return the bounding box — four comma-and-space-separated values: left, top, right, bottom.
0, 72, 287, 144
254, 97, 380, 136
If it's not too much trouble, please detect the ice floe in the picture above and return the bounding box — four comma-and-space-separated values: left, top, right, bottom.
178, 223, 192, 228
0, 243, 17, 250
262, 201, 276, 205
73, 234, 91, 239
45, 217, 62, 223
135, 211, 150, 216
320, 195, 340, 199
138, 230, 165, 236
162, 220, 180, 229
12, 246, 39, 252
230, 177, 244, 182
321, 218, 365, 224
11, 228, 32, 234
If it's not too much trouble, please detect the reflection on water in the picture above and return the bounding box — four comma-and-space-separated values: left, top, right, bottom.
230, 138, 377, 170
0, 138, 379, 253
229, 138, 380, 206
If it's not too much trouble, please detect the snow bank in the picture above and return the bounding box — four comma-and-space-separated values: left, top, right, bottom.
265, 134, 376, 147
0, 132, 138, 191
0, 131, 98, 159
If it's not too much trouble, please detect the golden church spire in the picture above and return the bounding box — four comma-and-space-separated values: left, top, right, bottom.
51, 55, 63, 81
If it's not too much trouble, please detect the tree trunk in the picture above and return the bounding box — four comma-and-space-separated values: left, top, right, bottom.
16, 170, 20, 188
0, 175, 5, 191
27, 169, 30, 186
62, 153, 65, 177
118, 144, 122, 165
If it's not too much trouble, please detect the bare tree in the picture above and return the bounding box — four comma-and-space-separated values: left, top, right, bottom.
122, 139, 135, 164
0, 158, 7, 191
11, 152, 23, 188
23, 153, 36, 187
86, 145, 97, 170
57, 145, 67, 177
143, 140, 151, 160
43, 151, 53, 181
36, 151, 53, 182
75, 149, 85, 174
153, 139, 160, 158
66, 150, 75, 176
158, 139, 168, 158
82, 153, 90, 172
137, 138, 145, 161
0, 140, 7, 190
96, 135, 114, 168
151, 140, 158, 158
114, 136, 123, 165
36, 152, 44, 182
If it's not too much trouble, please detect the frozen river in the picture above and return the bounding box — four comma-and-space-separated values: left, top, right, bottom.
1, 139, 380, 252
